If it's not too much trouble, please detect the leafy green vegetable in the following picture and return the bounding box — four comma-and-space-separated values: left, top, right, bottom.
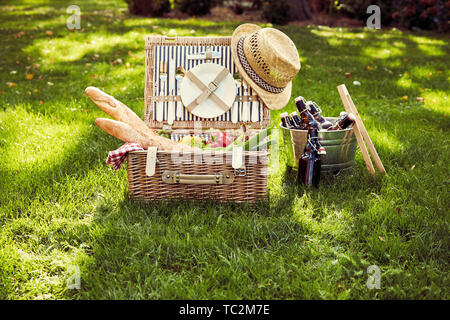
243, 127, 273, 151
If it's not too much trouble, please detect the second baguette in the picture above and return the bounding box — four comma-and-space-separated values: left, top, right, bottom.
95, 118, 195, 152
86, 87, 155, 139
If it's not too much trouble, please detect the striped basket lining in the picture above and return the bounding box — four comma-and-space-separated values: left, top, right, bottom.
144, 36, 271, 130
152, 44, 263, 123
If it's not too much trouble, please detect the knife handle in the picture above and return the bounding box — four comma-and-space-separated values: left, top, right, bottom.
241, 81, 249, 122
167, 90, 175, 125
251, 101, 259, 122
157, 84, 164, 122
232, 101, 238, 123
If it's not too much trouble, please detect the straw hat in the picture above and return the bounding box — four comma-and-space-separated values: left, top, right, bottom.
231, 23, 300, 110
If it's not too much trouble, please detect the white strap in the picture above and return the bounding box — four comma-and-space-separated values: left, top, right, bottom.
232, 146, 244, 169
146, 147, 158, 176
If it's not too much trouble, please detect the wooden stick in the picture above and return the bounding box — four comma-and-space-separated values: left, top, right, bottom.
337, 85, 376, 179
338, 85, 386, 176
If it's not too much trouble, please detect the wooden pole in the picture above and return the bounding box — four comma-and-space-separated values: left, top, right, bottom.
337, 84, 386, 177
337, 85, 376, 179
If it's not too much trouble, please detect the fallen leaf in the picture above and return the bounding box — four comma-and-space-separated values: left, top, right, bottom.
7, 82, 16, 88
416, 97, 425, 102
45, 30, 53, 36
396, 207, 402, 214
401, 96, 408, 100
13, 31, 25, 39
418, 87, 423, 92
84, 109, 89, 113
26, 73, 34, 80
378, 236, 385, 242
403, 58, 408, 62
0, 90, 4, 95
33, 89, 38, 93
364, 66, 374, 71
345, 72, 352, 78
112, 58, 122, 65
15, 61, 20, 65
410, 164, 415, 170
305, 64, 311, 69
47, 81, 54, 86
39, 100, 44, 104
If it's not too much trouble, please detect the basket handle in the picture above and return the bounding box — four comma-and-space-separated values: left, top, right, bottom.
162, 170, 234, 185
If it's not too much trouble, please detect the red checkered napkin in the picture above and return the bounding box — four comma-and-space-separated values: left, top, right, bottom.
106, 142, 144, 170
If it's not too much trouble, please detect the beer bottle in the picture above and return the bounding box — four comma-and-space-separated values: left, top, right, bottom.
280, 112, 295, 129
307, 101, 325, 123
309, 121, 326, 155
307, 101, 333, 130
289, 112, 302, 129
295, 96, 311, 127
298, 120, 323, 187
339, 111, 347, 118
298, 154, 322, 187
327, 112, 356, 131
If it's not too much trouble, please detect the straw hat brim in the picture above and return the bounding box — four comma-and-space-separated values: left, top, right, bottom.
231, 23, 292, 111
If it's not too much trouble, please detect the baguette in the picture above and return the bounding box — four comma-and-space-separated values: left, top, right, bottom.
94, 118, 153, 149
85, 87, 155, 139
95, 118, 195, 152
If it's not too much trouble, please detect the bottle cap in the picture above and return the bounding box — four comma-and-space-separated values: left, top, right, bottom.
348, 112, 356, 121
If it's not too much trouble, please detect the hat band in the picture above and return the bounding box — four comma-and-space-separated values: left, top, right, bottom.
237, 36, 285, 94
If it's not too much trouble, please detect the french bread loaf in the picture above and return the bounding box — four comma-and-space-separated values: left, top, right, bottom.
94, 118, 195, 152
85, 87, 156, 139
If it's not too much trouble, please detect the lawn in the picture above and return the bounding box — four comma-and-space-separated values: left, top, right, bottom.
0, 0, 448, 300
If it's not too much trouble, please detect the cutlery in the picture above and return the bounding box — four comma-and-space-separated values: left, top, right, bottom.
167, 57, 175, 125
231, 88, 238, 124
241, 79, 249, 122
232, 72, 241, 123
175, 66, 186, 119
250, 87, 259, 122
157, 61, 167, 122
187, 51, 221, 60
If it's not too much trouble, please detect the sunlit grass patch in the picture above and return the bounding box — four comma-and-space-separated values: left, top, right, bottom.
0, 0, 449, 300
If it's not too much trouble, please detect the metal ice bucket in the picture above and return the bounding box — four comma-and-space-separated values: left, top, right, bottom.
280, 117, 357, 173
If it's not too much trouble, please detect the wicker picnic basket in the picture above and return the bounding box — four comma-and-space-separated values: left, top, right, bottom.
127, 36, 272, 202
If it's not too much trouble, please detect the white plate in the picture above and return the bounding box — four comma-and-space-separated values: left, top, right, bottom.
180, 63, 236, 119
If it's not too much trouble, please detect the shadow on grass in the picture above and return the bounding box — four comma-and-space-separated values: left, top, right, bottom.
1, 0, 449, 299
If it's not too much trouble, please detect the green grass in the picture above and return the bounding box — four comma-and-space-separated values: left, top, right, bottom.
0, 0, 449, 300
